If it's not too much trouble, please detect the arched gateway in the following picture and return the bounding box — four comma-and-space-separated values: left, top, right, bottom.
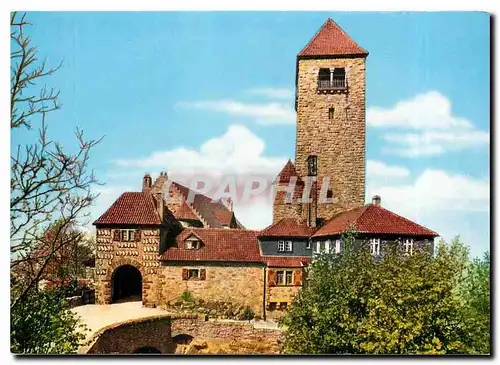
111, 264, 142, 303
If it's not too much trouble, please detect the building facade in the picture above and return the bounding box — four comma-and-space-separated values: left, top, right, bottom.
93, 18, 439, 319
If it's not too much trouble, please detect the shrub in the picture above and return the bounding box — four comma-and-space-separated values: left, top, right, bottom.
239, 306, 255, 321
179, 290, 195, 303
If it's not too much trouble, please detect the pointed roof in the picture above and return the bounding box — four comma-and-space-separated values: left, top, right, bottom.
170, 181, 244, 229
313, 204, 439, 238
174, 201, 201, 222
276, 160, 302, 185
298, 18, 368, 58
93, 192, 162, 225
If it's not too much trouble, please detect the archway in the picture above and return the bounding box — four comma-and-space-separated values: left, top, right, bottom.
172, 334, 194, 345
134, 346, 161, 354
111, 265, 142, 303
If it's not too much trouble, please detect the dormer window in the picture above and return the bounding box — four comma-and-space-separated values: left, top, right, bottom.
318, 67, 346, 91
184, 234, 202, 250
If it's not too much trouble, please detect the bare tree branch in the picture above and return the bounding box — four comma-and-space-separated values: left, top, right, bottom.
10, 12, 103, 309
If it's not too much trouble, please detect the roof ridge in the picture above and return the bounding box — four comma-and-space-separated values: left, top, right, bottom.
298, 18, 368, 57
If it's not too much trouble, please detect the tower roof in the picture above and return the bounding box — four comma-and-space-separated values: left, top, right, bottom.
298, 18, 368, 58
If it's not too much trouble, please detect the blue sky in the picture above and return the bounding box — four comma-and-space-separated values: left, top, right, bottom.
13, 11, 490, 258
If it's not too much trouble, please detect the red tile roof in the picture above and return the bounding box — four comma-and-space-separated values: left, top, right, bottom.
298, 18, 368, 58
276, 160, 302, 184
174, 201, 200, 222
313, 204, 439, 238
93, 192, 162, 225
160, 228, 263, 263
259, 218, 317, 238
170, 182, 242, 229
265, 256, 312, 268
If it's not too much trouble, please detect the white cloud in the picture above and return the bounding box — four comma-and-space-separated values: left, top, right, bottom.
367, 91, 489, 157
114, 124, 287, 175
383, 130, 490, 157
367, 169, 489, 215
246, 88, 294, 100
177, 100, 295, 125
366, 160, 410, 179
367, 91, 473, 130
110, 125, 288, 230
367, 166, 490, 257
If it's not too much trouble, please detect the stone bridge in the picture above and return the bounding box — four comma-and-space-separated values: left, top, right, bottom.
74, 303, 282, 354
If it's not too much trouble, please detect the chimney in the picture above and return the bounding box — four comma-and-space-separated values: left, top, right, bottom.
142, 173, 152, 192
372, 195, 381, 207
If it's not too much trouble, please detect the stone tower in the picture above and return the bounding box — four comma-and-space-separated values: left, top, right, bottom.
273, 18, 368, 225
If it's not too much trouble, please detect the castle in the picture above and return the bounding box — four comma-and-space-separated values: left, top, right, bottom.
93, 19, 438, 318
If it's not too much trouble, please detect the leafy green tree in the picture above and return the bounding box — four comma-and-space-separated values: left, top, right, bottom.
459, 252, 490, 354
281, 229, 488, 354
10, 12, 100, 354
11, 284, 88, 354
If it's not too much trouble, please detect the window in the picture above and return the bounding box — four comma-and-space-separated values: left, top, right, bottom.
318, 68, 346, 90
370, 238, 381, 256
319, 241, 325, 253
279, 302, 288, 311
185, 239, 201, 250
335, 239, 341, 254
307, 154, 318, 176
285, 240, 293, 252
277, 270, 294, 286
188, 269, 200, 279
268, 302, 277, 311
403, 238, 414, 255
329, 107, 335, 119
120, 229, 135, 242
278, 240, 285, 252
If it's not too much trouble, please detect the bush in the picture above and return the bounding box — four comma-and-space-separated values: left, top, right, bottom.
179, 290, 195, 303
281, 229, 489, 355
11, 286, 88, 354
239, 306, 255, 321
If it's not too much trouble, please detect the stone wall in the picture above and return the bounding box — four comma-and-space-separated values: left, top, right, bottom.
295, 57, 366, 222
171, 318, 283, 343
94, 227, 161, 307
86, 315, 283, 354
87, 315, 174, 354
159, 263, 266, 316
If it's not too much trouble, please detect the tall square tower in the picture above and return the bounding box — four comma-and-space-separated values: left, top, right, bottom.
294, 18, 368, 223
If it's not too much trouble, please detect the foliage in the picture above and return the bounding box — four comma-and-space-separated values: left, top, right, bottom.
459, 252, 490, 354
179, 290, 195, 303
10, 12, 101, 354
240, 306, 255, 321
11, 286, 88, 354
281, 228, 490, 354
10, 11, 102, 308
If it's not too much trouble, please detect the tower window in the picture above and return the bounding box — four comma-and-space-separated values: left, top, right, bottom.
307, 154, 318, 176
318, 68, 346, 90
328, 107, 335, 119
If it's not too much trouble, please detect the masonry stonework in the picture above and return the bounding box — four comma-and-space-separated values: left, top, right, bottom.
159, 263, 266, 316
95, 227, 161, 307
294, 57, 366, 222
